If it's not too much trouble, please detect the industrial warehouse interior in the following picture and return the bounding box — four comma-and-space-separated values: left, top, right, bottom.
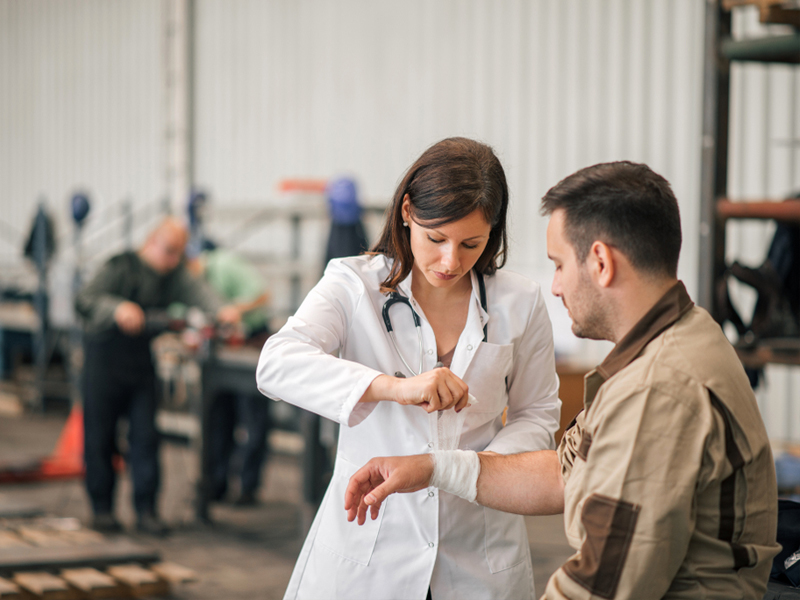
1, 1, 800, 599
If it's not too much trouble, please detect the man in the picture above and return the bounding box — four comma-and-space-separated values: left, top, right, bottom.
76, 217, 239, 534
345, 162, 780, 599
188, 241, 272, 505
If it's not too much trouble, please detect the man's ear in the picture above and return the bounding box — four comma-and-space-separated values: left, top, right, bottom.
588, 241, 615, 288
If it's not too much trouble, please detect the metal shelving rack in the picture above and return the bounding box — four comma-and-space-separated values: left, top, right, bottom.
699, 0, 800, 368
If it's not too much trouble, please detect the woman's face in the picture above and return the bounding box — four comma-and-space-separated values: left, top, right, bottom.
402, 197, 492, 291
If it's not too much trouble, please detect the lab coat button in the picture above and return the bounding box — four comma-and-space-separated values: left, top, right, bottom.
428, 491, 434, 497
427, 442, 433, 448
428, 542, 435, 548
467, 344, 473, 351
427, 349, 433, 355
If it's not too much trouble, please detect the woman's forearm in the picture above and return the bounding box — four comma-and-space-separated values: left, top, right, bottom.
359, 374, 397, 403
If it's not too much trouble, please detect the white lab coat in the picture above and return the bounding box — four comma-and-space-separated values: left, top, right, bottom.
257, 255, 560, 600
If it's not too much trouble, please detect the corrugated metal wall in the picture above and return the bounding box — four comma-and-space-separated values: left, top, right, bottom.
193, 0, 705, 363
3, 0, 798, 439
0, 0, 163, 294
725, 8, 800, 443
1, 0, 708, 355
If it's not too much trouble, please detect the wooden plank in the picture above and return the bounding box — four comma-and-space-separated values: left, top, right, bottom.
723, 0, 792, 8
0, 505, 45, 520
149, 562, 197, 584
764, 6, 800, 26
0, 539, 159, 574
717, 199, 800, 222
16, 530, 71, 549
736, 345, 800, 368
722, 0, 800, 25
60, 568, 127, 599
106, 565, 169, 598
12, 572, 80, 600
57, 531, 104, 547
0, 577, 25, 599
0, 533, 29, 550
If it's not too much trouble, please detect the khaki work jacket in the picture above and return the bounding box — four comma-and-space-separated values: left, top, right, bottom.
546, 282, 780, 600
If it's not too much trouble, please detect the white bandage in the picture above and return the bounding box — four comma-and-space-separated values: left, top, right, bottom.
436, 394, 476, 451
429, 450, 481, 503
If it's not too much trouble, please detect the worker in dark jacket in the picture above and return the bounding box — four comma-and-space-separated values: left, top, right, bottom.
76, 217, 240, 534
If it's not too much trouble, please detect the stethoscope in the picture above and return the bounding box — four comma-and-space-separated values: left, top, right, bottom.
382, 272, 487, 377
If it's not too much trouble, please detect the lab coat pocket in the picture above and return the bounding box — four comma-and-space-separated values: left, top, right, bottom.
463, 342, 514, 415
484, 507, 529, 573
315, 455, 386, 566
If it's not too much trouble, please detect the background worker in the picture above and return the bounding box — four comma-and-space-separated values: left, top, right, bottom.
188, 240, 272, 505
75, 217, 240, 535
346, 162, 781, 600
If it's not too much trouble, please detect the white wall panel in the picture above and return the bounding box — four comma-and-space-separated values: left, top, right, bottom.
194, 0, 706, 362
0, 1, 756, 368
7, 1, 798, 439
0, 0, 716, 360
0, 0, 163, 291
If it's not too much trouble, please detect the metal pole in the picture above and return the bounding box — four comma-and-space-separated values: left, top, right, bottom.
163, 0, 194, 214
123, 198, 133, 249
32, 201, 49, 412
290, 214, 301, 312
70, 218, 84, 407
721, 34, 800, 64
698, 1, 731, 313
196, 337, 215, 523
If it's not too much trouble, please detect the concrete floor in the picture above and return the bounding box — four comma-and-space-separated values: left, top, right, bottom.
0, 412, 574, 599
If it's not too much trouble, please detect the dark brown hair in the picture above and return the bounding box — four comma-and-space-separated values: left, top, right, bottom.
540, 161, 681, 277
372, 137, 509, 292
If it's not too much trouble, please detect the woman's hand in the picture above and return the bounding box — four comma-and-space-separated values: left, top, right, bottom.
362, 367, 470, 412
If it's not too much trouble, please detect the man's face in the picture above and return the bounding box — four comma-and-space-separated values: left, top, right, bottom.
546, 210, 607, 340
145, 227, 187, 274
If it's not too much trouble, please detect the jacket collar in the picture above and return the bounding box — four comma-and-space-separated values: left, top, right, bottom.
584, 281, 693, 408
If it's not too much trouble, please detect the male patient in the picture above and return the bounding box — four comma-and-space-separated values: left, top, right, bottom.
345, 162, 780, 599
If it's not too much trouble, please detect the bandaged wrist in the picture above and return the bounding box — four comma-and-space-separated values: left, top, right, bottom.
429, 450, 481, 503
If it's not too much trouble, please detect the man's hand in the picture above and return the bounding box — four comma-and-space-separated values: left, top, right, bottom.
114, 301, 145, 335
216, 305, 241, 325
344, 454, 434, 525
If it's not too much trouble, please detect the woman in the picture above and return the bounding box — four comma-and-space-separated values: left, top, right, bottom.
257, 137, 560, 600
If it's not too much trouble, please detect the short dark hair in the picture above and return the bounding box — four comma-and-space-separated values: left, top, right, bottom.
372, 137, 509, 292
540, 161, 681, 278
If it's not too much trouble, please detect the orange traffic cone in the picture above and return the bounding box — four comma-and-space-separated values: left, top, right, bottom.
40, 405, 85, 478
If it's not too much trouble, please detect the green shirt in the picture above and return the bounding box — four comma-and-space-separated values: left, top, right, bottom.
203, 249, 268, 335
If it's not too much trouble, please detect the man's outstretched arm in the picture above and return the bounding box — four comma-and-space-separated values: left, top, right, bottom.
477, 450, 564, 514
344, 450, 564, 525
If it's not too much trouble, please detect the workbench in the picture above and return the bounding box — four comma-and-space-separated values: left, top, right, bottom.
195, 342, 331, 521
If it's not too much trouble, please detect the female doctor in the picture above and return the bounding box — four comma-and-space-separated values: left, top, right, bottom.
256, 137, 560, 600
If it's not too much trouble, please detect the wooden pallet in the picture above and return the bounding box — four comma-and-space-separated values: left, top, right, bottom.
0, 562, 197, 599
0, 518, 196, 599
723, 0, 800, 27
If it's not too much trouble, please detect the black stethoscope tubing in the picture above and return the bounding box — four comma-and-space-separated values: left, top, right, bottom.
382, 272, 487, 376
